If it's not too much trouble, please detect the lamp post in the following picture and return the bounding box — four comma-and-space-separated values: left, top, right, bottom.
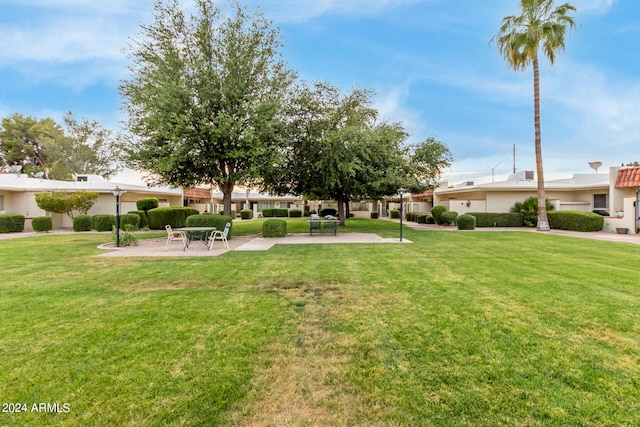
112, 186, 125, 247
398, 187, 405, 242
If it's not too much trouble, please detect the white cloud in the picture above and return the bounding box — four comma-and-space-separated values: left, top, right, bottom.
373, 82, 427, 142
572, 0, 616, 14
0, 1, 152, 63
246, 0, 426, 23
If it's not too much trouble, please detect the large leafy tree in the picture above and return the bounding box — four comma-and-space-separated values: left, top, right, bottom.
47, 112, 121, 180
0, 114, 62, 177
0, 112, 121, 180
262, 82, 451, 224
408, 137, 452, 190
492, 0, 576, 231
120, 0, 295, 215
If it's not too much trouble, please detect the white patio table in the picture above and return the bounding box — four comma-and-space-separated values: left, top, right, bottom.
177, 227, 217, 250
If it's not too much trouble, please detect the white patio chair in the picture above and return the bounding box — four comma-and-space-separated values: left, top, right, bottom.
165, 225, 187, 251
208, 222, 231, 250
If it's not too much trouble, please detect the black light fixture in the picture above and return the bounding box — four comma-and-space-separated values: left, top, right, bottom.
112, 186, 126, 247
398, 187, 405, 242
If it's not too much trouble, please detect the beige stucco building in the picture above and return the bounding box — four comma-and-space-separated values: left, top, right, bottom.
0, 173, 183, 231
432, 166, 640, 233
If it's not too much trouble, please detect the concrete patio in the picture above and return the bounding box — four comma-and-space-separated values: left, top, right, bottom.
97, 232, 411, 257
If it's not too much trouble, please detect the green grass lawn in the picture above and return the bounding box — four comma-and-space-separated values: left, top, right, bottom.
2, 219, 640, 426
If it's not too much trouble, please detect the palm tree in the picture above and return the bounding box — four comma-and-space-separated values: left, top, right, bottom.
492, 0, 576, 231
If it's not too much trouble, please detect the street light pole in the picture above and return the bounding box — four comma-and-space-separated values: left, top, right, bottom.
398, 187, 405, 242
112, 186, 124, 247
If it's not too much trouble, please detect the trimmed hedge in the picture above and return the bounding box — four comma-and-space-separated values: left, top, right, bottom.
390, 209, 400, 219
186, 214, 218, 227
185, 214, 233, 239
320, 208, 338, 217
289, 209, 302, 218
73, 214, 93, 232
441, 211, 458, 225
406, 212, 422, 222
119, 213, 140, 230
468, 212, 524, 227
147, 207, 199, 229
370, 212, 379, 219
32, 216, 52, 232
457, 214, 476, 230
263, 219, 287, 237
93, 214, 115, 232
240, 209, 253, 220
431, 206, 446, 225
417, 214, 433, 224
128, 210, 148, 229
262, 208, 289, 217
0, 214, 25, 233
136, 197, 158, 212
548, 210, 604, 232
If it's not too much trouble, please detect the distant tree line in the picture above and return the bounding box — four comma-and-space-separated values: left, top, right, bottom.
0, 112, 121, 180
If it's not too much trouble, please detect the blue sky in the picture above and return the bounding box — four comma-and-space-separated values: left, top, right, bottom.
1, 0, 638, 185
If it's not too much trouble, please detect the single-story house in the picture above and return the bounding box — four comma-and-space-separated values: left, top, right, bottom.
184, 186, 304, 215
432, 165, 640, 233
0, 173, 183, 231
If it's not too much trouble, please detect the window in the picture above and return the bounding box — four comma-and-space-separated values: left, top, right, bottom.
257, 202, 275, 212
594, 194, 608, 209
0, 195, 3, 210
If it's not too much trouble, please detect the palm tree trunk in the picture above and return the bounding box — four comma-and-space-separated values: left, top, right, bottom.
533, 54, 550, 232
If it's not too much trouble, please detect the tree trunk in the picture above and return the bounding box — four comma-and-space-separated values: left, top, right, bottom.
337, 196, 346, 226
533, 54, 550, 232
221, 181, 234, 217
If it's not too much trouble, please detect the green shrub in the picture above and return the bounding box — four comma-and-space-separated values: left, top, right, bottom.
510, 197, 554, 227
320, 208, 337, 217
147, 207, 199, 229
370, 212, 379, 219
457, 214, 476, 230
441, 211, 458, 225
186, 214, 218, 227
431, 206, 447, 225
289, 209, 302, 218
185, 214, 233, 239
119, 213, 140, 230
0, 214, 25, 233
468, 212, 524, 227
406, 212, 421, 222
32, 216, 52, 232
390, 209, 400, 219
417, 214, 431, 224
73, 214, 93, 232
263, 219, 287, 237
274, 208, 289, 217
261, 208, 275, 217
240, 209, 253, 220
93, 214, 115, 232
548, 210, 604, 232
136, 197, 158, 212
113, 224, 138, 247
128, 210, 147, 229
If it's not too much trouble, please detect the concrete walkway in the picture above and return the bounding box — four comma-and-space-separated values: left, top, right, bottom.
394, 219, 640, 245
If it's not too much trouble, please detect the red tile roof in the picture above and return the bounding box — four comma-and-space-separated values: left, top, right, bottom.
615, 167, 640, 188
412, 190, 434, 198
184, 188, 211, 199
